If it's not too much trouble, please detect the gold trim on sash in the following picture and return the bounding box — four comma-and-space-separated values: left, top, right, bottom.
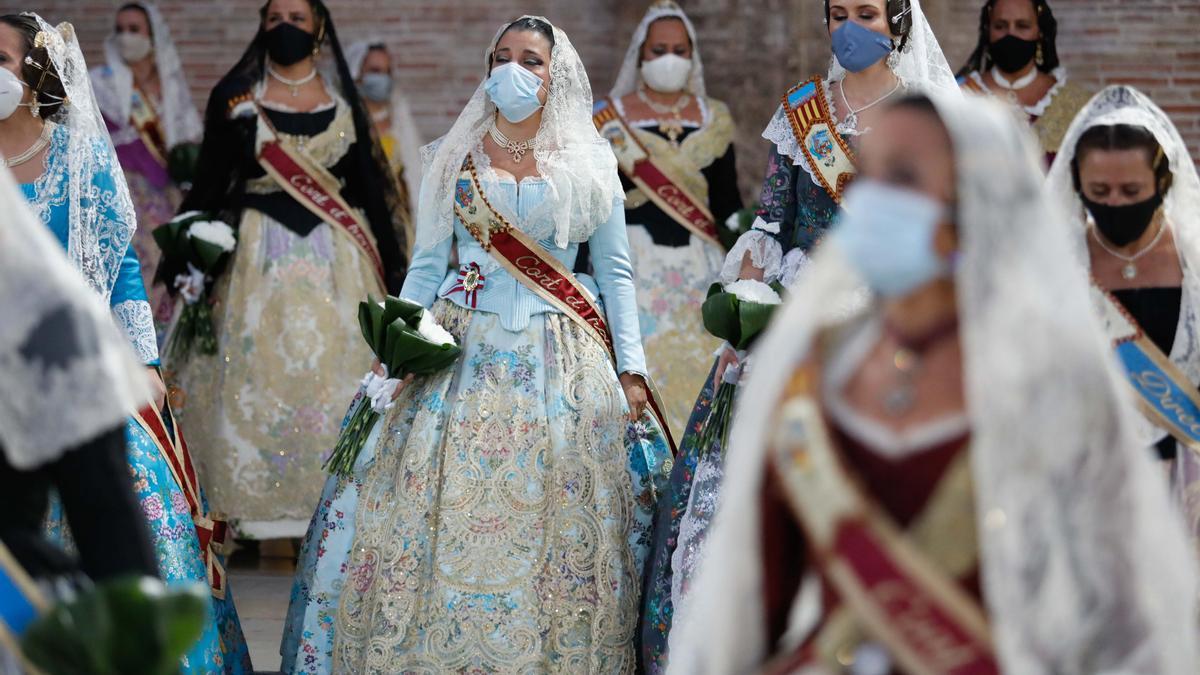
129, 87, 168, 167
781, 77, 856, 204
253, 105, 386, 290
765, 363, 996, 675
594, 98, 723, 250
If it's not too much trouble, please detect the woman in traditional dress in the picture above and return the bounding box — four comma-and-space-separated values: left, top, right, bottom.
0, 160, 156, 587
171, 0, 407, 541
0, 13, 251, 673
596, 0, 742, 437
287, 15, 672, 673
956, 0, 1089, 162
346, 37, 421, 245
638, 2, 960, 669
1047, 85, 1200, 547
668, 90, 1198, 675
90, 1, 203, 333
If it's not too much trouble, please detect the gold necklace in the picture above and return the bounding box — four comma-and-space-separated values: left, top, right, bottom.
636, 85, 691, 146
488, 124, 536, 164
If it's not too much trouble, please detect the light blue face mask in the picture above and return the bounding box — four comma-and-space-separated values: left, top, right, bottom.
485, 62, 545, 123
831, 20, 895, 73
833, 179, 950, 298
359, 73, 393, 103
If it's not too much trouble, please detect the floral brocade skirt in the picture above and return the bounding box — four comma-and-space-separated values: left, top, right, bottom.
168, 210, 381, 539
285, 301, 672, 674
45, 417, 253, 674
626, 225, 724, 439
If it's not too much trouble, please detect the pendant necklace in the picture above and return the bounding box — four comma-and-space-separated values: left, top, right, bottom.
267, 64, 317, 97
881, 314, 959, 417
1091, 214, 1167, 281
489, 123, 536, 164
636, 85, 691, 146
839, 77, 902, 133
990, 67, 1038, 105
3, 122, 53, 168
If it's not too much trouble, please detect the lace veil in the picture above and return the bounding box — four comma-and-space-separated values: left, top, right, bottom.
763, 0, 959, 161
416, 16, 623, 249
91, 1, 203, 148
26, 14, 139, 304
608, 0, 706, 100
345, 38, 424, 203
669, 91, 1198, 673
0, 164, 146, 470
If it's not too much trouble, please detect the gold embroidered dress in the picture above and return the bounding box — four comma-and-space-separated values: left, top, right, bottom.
960, 66, 1090, 162
170, 89, 382, 539
601, 95, 741, 436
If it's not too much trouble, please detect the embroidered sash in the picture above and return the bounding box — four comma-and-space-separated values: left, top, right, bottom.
0, 543, 46, 661
766, 365, 998, 675
254, 106, 385, 288
1092, 284, 1200, 453
593, 98, 722, 250
129, 88, 168, 168
781, 77, 856, 204
452, 156, 677, 455
132, 405, 230, 599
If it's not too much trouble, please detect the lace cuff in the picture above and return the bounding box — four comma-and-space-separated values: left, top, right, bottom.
720, 228, 784, 284
780, 248, 811, 289
111, 299, 159, 364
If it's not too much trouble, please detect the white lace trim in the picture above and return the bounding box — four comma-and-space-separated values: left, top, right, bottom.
720, 229, 783, 284
112, 299, 159, 364
966, 66, 1068, 117
612, 94, 708, 130
779, 248, 811, 290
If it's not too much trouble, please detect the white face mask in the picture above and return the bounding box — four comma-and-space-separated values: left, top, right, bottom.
116, 32, 153, 63
640, 53, 691, 94
0, 68, 27, 121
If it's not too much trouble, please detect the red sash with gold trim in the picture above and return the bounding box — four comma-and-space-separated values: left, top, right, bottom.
781, 77, 856, 204
452, 156, 677, 455
131, 405, 229, 599
593, 98, 722, 250
129, 88, 168, 168
766, 366, 998, 675
254, 106, 386, 288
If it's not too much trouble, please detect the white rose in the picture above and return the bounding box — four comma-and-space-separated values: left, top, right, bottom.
723, 279, 782, 305
188, 220, 236, 252
416, 311, 456, 347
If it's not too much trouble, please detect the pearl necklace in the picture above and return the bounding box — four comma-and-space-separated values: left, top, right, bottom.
1091, 214, 1167, 281
636, 85, 692, 146
990, 67, 1038, 104
489, 124, 536, 164
838, 77, 902, 133
3, 122, 52, 168
267, 64, 317, 97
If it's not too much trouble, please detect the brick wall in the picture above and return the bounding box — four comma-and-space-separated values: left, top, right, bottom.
4, 0, 1197, 201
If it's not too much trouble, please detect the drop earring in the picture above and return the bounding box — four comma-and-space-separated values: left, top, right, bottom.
1035, 42, 1044, 67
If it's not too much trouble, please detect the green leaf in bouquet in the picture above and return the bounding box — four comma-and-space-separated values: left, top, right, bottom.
383, 295, 425, 327
190, 237, 229, 270
358, 296, 386, 356
383, 320, 462, 377
702, 286, 742, 347
735, 300, 779, 350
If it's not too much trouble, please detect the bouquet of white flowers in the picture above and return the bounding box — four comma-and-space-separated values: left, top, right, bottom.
323, 295, 462, 477
153, 212, 236, 360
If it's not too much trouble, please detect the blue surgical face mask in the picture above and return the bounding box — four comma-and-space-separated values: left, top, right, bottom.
831, 20, 895, 73
833, 179, 950, 298
359, 73, 393, 103
485, 62, 545, 123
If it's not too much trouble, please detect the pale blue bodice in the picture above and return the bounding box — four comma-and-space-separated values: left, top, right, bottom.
402, 173, 647, 377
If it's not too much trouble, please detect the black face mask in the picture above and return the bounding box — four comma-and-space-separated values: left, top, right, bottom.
264, 23, 315, 67
1083, 192, 1163, 247
988, 34, 1038, 74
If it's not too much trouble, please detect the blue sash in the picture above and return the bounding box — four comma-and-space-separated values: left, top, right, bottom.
1096, 285, 1200, 451
0, 543, 45, 660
